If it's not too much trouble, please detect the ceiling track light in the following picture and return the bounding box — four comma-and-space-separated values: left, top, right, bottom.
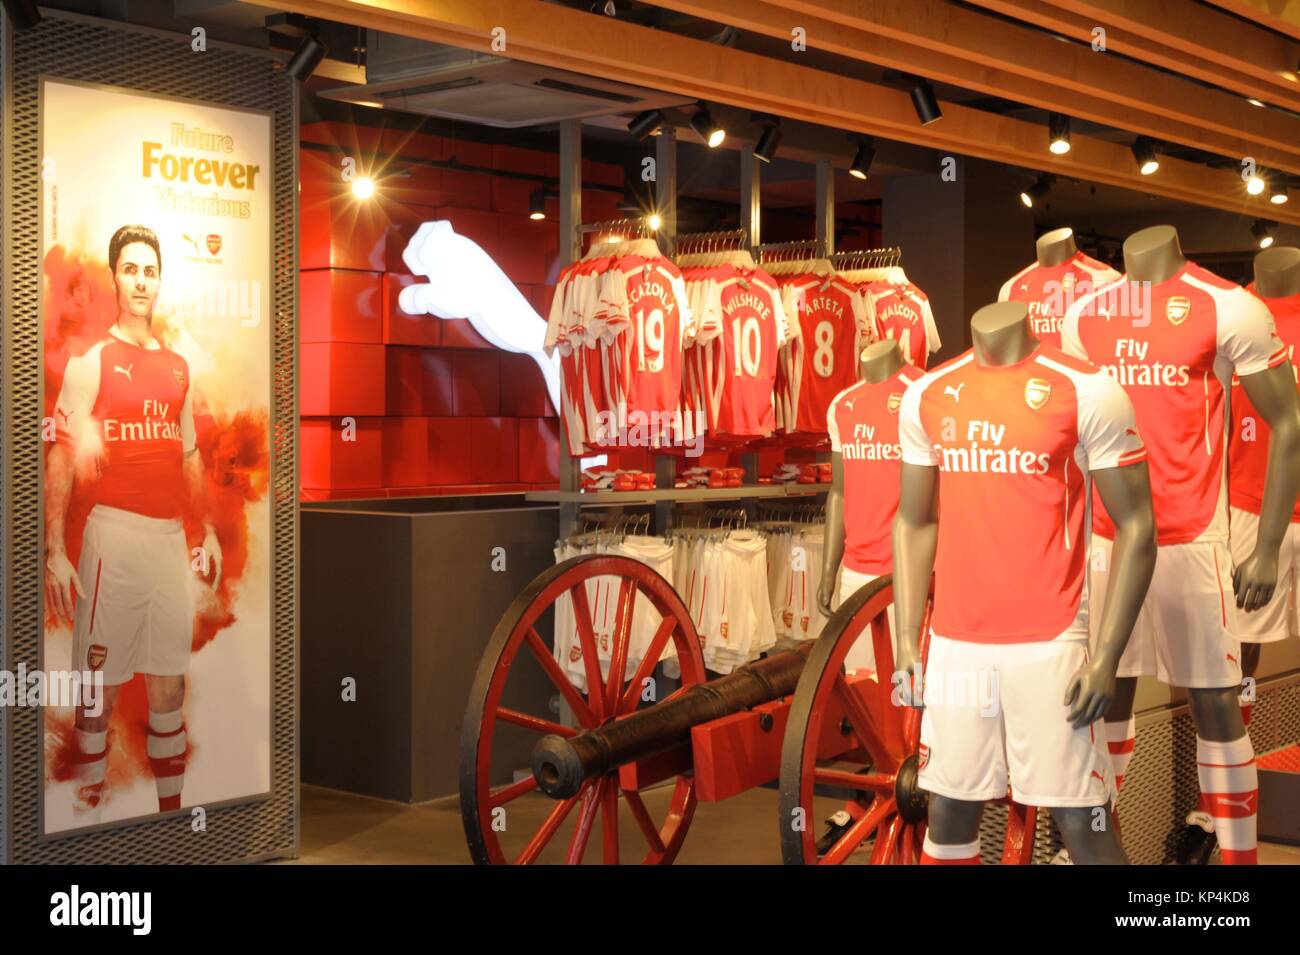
908, 78, 942, 126
1246, 170, 1267, 196
1271, 180, 1289, 205
1019, 174, 1056, 208
1131, 136, 1159, 175
529, 188, 547, 221
626, 109, 665, 141
1048, 113, 1071, 155
690, 103, 726, 148
848, 135, 877, 180
1252, 218, 1278, 249
754, 119, 783, 165
1, 0, 41, 30
285, 30, 328, 82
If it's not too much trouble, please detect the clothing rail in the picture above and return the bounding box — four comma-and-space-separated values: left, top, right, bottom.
829, 246, 902, 270
675, 227, 750, 254
577, 216, 655, 238
754, 238, 827, 262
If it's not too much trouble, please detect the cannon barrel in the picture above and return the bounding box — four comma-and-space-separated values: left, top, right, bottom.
532, 643, 812, 798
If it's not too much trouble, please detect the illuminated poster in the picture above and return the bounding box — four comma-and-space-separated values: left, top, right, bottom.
39, 79, 272, 834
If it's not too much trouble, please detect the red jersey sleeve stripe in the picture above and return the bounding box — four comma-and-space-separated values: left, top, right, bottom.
1267, 344, 1290, 367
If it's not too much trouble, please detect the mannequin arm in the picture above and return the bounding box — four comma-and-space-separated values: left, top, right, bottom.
892, 462, 939, 691
1063, 462, 1156, 727
1235, 363, 1300, 610
818, 454, 846, 617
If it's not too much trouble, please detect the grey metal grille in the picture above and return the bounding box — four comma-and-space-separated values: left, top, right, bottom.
1, 10, 298, 863
974, 674, 1300, 865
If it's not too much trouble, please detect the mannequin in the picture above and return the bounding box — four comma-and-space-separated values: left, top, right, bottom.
998, 227, 1119, 349
894, 301, 1156, 864
1036, 226, 1079, 267
1254, 245, 1300, 298
818, 339, 906, 617
1062, 225, 1300, 865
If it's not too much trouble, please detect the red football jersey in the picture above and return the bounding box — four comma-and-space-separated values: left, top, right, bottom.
1229, 289, 1300, 522
998, 251, 1120, 349
900, 345, 1145, 642
55, 327, 195, 520
866, 282, 941, 369
829, 365, 924, 574
785, 275, 867, 434
1063, 261, 1288, 544
698, 267, 789, 439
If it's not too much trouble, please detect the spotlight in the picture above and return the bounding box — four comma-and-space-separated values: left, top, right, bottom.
1048, 113, 1071, 155
1, 0, 41, 30
1246, 171, 1267, 196
647, 212, 663, 231
1019, 174, 1055, 208
848, 136, 877, 180
908, 79, 942, 126
1131, 136, 1159, 175
1248, 97, 1266, 108
286, 31, 328, 82
1271, 181, 1289, 205
603, 1, 617, 15
754, 121, 783, 165
690, 104, 726, 148
1252, 219, 1277, 249
529, 189, 547, 220
627, 109, 665, 141
351, 176, 375, 200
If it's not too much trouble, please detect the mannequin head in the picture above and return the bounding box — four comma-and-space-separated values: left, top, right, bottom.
1036, 227, 1078, 268
1254, 246, 1300, 299
1123, 225, 1184, 283
858, 339, 904, 384
971, 301, 1036, 366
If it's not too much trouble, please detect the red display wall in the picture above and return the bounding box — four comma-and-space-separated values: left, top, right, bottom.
297, 121, 625, 500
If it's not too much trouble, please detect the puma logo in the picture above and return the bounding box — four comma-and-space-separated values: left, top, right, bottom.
1215, 794, 1255, 811
114, 364, 133, 382
1226, 653, 1238, 665
843, 398, 856, 411
1090, 769, 1107, 784
944, 383, 965, 402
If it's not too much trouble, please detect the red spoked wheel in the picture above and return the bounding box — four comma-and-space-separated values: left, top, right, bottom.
779, 575, 1038, 865
460, 555, 707, 864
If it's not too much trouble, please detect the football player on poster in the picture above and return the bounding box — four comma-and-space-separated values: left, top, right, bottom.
45, 224, 221, 823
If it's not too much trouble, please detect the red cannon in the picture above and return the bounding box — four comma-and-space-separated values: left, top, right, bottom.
460, 555, 1039, 865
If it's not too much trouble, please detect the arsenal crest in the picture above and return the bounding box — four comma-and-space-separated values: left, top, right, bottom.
87, 644, 107, 671
1024, 377, 1052, 410
206, 233, 222, 256
172, 367, 186, 386
887, 392, 902, 414
1165, 295, 1191, 325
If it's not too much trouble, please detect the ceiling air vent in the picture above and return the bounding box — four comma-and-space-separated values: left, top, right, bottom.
320, 31, 689, 127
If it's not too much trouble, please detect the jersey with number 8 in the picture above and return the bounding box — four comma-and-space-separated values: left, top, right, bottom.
784, 275, 862, 434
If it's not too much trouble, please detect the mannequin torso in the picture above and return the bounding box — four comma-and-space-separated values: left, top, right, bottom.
1036, 226, 1078, 268
1254, 245, 1300, 299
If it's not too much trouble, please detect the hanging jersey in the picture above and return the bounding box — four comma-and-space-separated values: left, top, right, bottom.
1229, 288, 1300, 521
899, 345, 1145, 642
783, 275, 869, 434
866, 282, 941, 368
828, 365, 924, 574
998, 251, 1121, 349
691, 267, 789, 439
55, 326, 196, 520
1062, 261, 1288, 544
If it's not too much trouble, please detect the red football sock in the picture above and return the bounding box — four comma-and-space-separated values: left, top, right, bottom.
920, 833, 981, 865
1197, 735, 1258, 865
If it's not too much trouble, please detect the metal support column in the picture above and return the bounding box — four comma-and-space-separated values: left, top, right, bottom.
654, 128, 678, 532
558, 120, 583, 538
740, 146, 761, 247
740, 146, 762, 502
655, 127, 678, 257
815, 158, 835, 256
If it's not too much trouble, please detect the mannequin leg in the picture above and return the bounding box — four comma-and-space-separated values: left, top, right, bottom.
1052, 806, 1128, 864
922, 794, 984, 864
1187, 686, 1258, 865
1240, 643, 1261, 728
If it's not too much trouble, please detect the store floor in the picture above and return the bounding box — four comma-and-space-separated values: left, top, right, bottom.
297, 784, 1300, 865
